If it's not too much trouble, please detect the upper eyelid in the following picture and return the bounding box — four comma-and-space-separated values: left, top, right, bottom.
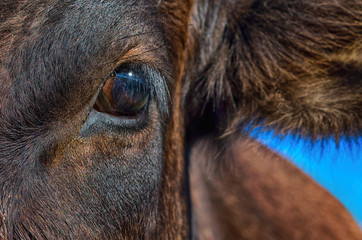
108, 63, 164, 90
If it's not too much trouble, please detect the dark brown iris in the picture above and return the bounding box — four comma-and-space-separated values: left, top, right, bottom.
94, 71, 149, 116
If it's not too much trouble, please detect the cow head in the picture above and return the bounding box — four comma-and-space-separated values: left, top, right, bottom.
0, 0, 361, 239
0, 1, 192, 238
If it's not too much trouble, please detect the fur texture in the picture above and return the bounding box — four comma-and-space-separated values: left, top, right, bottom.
184, 0, 362, 239
0, 0, 361, 239
0, 0, 191, 239
190, 135, 361, 239
184, 0, 361, 140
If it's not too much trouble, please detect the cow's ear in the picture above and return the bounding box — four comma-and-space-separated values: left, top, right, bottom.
184, 0, 361, 140
190, 135, 362, 239
184, 0, 362, 239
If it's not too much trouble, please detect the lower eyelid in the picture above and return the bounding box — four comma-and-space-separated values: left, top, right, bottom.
80, 102, 151, 137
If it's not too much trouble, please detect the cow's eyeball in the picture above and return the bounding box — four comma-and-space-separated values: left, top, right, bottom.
94, 67, 149, 116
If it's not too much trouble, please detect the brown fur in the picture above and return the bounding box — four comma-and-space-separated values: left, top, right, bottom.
0, 0, 361, 239
184, 0, 362, 239
190, 135, 361, 239
184, 0, 361, 139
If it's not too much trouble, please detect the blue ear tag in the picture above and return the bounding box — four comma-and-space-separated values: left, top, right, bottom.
251, 129, 362, 225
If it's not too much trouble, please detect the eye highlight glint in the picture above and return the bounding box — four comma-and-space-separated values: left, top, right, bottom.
94, 67, 150, 116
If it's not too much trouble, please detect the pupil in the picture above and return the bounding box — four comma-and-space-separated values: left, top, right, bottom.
93, 66, 151, 117
112, 72, 148, 114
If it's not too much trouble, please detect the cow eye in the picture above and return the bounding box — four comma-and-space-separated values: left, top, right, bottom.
94, 67, 149, 116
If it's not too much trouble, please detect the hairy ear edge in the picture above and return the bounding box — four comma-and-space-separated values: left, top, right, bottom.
190, 135, 362, 239
184, 0, 362, 140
